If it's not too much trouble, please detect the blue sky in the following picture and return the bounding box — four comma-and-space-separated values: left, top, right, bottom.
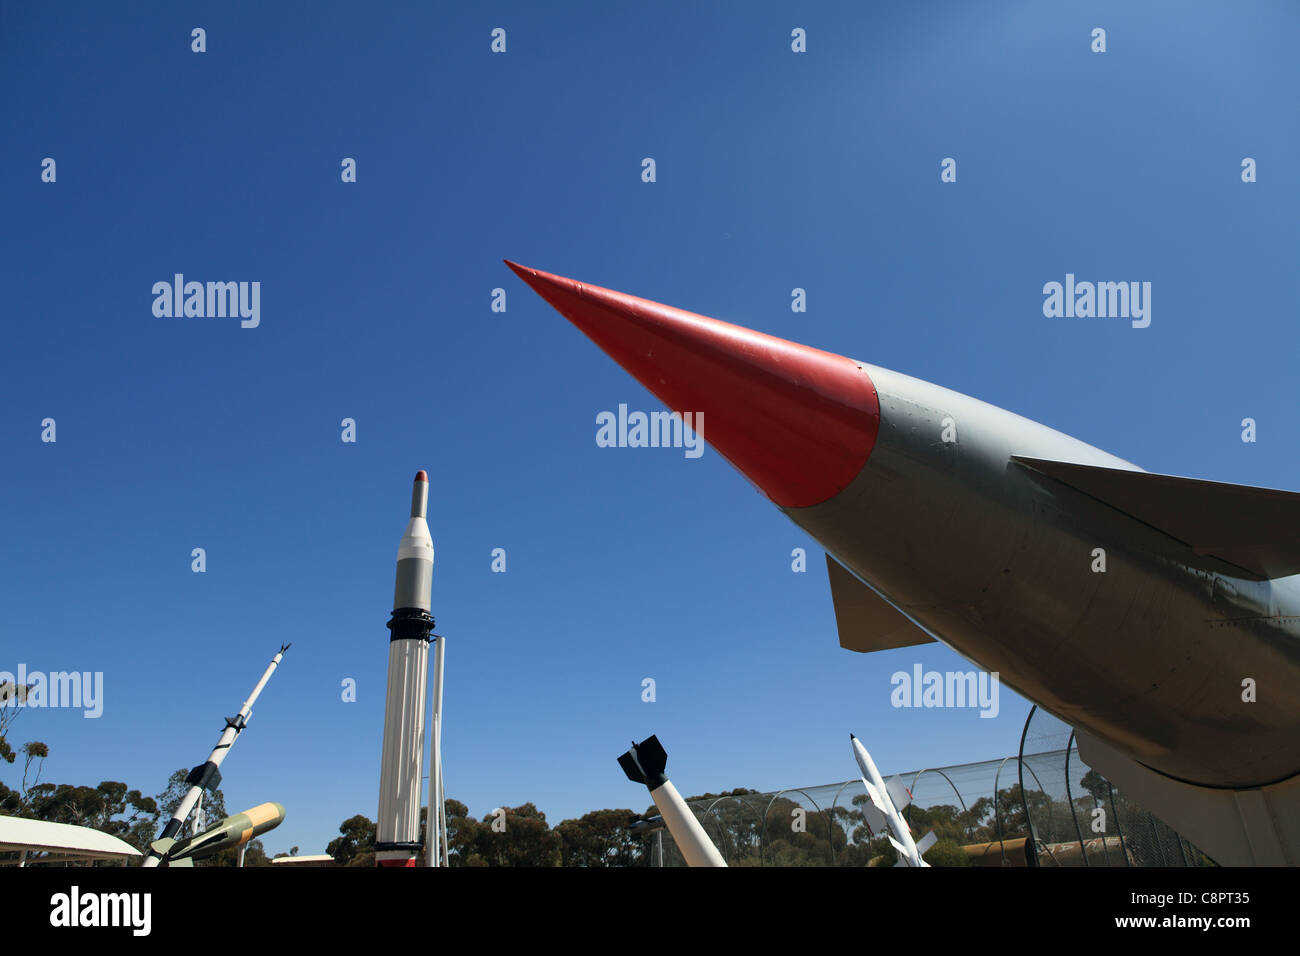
2, 2, 1296, 856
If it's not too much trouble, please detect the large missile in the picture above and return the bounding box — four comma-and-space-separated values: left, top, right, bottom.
151, 802, 285, 866
509, 261, 1300, 865
376, 471, 436, 867
619, 735, 726, 867
850, 734, 935, 867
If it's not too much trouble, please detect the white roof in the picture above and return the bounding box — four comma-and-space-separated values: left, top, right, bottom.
269, 854, 334, 864
0, 815, 142, 863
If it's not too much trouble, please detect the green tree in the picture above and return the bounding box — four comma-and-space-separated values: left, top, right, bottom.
0, 741, 49, 816
555, 808, 641, 866
466, 803, 560, 867
923, 838, 973, 867
444, 799, 481, 866
323, 799, 479, 867
761, 795, 845, 866
0, 681, 35, 769
327, 814, 376, 867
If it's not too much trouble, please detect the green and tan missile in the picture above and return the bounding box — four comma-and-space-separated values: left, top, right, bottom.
151, 802, 285, 866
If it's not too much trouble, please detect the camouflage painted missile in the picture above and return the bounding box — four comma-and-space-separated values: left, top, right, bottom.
151, 801, 285, 865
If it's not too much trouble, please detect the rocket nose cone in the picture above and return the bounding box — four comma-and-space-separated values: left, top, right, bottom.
415, 470, 428, 482
506, 262, 880, 508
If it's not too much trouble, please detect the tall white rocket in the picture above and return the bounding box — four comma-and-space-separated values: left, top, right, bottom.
376, 471, 435, 867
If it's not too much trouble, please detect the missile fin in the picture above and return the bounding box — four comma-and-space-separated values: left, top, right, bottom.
915, 831, 938, 855
826, 555, 935, 653
863, 779, 888, 813
618, 735, 669, 790
860, 801, 887, 833
617, 751, 645, 784
1010, 456, 1300, 581
886, 775, 912, 810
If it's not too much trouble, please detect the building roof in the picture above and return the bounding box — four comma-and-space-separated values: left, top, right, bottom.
269, 854, 335, 865
0, 815, 142, 864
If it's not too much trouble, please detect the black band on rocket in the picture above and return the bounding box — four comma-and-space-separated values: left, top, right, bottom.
387, 607, 435, 643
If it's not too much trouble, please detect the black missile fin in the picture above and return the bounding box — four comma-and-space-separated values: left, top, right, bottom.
618, 735, 669, 790
185, 761, 222, 792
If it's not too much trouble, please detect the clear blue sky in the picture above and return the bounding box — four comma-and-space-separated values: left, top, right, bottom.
2, 2, 1296, 856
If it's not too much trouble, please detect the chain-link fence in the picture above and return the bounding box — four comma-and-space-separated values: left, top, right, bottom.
639, 707, 1208, 867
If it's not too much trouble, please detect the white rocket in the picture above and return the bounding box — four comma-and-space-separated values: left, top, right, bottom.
619, 735, 726, 867
850, 733, 936, 867
376, 471, 435, 867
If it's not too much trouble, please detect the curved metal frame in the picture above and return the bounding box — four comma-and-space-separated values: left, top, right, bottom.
903, 768, 974, 843
700, 794, 765, 865
1106, 780, 1131, 866
1016, 705, 1035, 861
829, 779, 867, 859
666, 717, 1200, 868
1064, 730, 1090, 866
995, 754, 1051, 866
763, 789, 834, 865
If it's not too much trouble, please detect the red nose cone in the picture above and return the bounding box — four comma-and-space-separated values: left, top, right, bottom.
506, 261, 880, 508
415, 470, 428, 483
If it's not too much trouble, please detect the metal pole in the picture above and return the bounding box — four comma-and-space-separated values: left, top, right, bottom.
142, 644, 290, 867
425, 635, 445, 866
439, 777, 449, 866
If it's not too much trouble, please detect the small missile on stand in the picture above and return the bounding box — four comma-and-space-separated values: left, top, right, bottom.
850, 733, 936, 867
619, 735, 726, 867
376, 471, 436, 867
141, 644, 290, 867
151, 802, 286, 867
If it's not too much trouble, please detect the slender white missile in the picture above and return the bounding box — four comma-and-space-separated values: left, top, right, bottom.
376, 471, 435, 867
619, 735, 726, 867
850, 733, 936, 868
141, 644, 290, 867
